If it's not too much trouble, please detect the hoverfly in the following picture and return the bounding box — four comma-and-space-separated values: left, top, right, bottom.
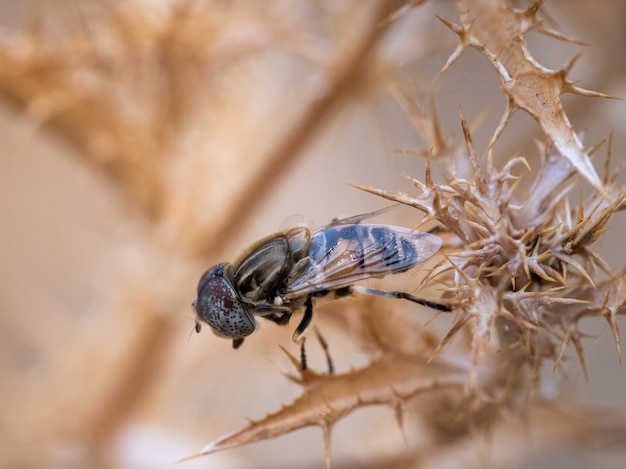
192, 210, 448, 349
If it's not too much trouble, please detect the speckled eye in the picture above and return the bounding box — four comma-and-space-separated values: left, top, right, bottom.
193, 263, 256, 339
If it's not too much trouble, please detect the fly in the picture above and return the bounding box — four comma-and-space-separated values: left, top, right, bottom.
192, 210, 448, 348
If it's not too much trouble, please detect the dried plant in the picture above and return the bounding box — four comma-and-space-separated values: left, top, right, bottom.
1, 1, 625, 469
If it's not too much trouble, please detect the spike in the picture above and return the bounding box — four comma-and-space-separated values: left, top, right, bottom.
602, 294, 623, 364
487, 100, 519, 151
563, 52, 582, 75
553, 329, 571, 372
552, 252, 595, 287
430, 314, 473, 362
527, 0, 545, 16
322, 421, 333, 469
433, 16, 472, 80
429, 97, 448, 159
279, 345, 302, 371
425, 148, 433, 187
459, 107, 477, 168
602, 133, 613, 184
569, 85, 620, 100
535, 25, 586, 46
392, 398, 408, 447
571, 333, 589, 382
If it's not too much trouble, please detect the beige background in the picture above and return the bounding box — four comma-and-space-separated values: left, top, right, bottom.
1, 1, 625, 468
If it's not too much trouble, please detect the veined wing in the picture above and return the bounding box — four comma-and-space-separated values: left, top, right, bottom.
283, 223, 441, 299
325, 205, 397, 227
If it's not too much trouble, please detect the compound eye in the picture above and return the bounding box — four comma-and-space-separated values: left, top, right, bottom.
194, 264, 256, 339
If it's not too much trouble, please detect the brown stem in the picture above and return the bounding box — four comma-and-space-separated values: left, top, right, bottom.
196, 0, 399, 257
85, 0, 401, 457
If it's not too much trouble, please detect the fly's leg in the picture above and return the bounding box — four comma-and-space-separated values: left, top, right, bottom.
351, 285, 451, 312
299, 340, 307, 371
314, 327, 334, 374
262, 312, 292, 326
232, 338, 245, 349
292, 296, 313, 342
290, 297, 332, 373
298, 327, 334, 374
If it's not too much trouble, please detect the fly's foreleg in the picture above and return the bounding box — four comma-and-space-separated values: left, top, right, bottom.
350, 285, 451, 312
262, 312, 292, 326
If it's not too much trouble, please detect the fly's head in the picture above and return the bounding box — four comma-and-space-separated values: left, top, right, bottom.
193, 263, 256, 344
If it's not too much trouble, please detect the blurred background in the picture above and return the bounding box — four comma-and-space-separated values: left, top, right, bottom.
0, 1, 625, 468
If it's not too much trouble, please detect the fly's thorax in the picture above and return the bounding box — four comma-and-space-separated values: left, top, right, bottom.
284, 226, 310, 260
194, 263, 256, 339
232, 227, 312, 303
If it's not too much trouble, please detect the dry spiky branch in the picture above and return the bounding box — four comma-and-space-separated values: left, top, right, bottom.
1, 1, 625, 469
184, 1, 626, 467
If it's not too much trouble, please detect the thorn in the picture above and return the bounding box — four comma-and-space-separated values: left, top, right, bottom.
279, 345, 303, 373
444, 253, 475, 287
436, 15, 464, 36
563, 52, 582, 75
392, 399, 408, 446
601, 293, 622, 364
602, 132, 613, 184
576, 190, 585, 224
554, 329, 571, 372
552, 252, 595, 288
430, 314, 473, 362
429, 97, 447, 159
518, 1, 586, 45
433, 16, 472, 80
425, 149, 433, 187
527, 0, 545, 16
322, 421, 333, 469
569, 85, 621, 100
587, 137, 607, 160
536, 25, 586, 46
433, 43, 464, 81
177, 452, 203, 464
571, 334, 589, 382
458, 107, 477, 169
487, 98, 517, 154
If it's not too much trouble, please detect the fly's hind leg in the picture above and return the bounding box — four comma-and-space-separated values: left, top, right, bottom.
294, 298, 313, 372
294, 287, 349, 368
350, 285, 451, 312
298, 327, 334, 374
314, 327, 334, 374
292, 295, 334, 373
292, 296, 313, 343
299, 340, 308, 371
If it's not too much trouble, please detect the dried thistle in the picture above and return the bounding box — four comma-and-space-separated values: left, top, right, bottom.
184, 1, 626, 467
1, 1, 625, 469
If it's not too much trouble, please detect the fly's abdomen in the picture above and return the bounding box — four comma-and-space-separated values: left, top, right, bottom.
295, 223, 441, 293
369, 226, 418, 271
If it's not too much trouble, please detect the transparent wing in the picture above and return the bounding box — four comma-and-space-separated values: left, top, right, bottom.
282, 223, 441, 299
325, 205, 397, 227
